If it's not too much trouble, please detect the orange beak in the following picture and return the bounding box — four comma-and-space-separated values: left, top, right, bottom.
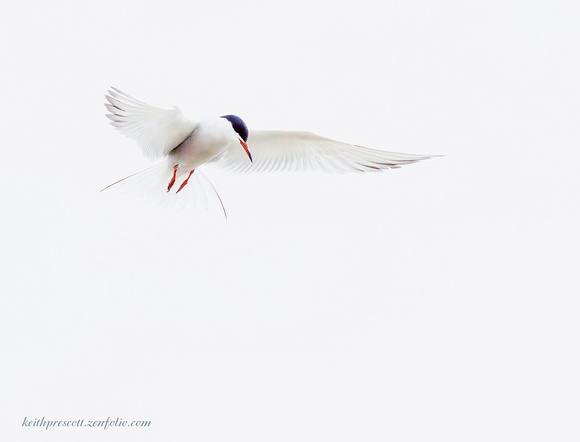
239, 139, 252, 163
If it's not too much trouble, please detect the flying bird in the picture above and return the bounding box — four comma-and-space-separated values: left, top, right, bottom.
103, 88, 436, 215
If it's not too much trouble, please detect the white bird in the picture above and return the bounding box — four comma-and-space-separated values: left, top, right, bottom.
103, 87, 436, 214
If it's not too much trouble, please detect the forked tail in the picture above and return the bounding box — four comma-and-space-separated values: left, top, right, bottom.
100, 162, 227, 218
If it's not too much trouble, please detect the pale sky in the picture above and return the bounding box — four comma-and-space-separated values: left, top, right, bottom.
1, 1, 579, 441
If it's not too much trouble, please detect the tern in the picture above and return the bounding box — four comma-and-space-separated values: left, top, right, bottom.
103, 88, 436, 215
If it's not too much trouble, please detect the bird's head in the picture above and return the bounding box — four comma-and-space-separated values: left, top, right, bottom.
220, 114, 252, 162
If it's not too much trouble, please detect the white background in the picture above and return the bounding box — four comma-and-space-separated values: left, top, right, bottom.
1, 0, 579, 441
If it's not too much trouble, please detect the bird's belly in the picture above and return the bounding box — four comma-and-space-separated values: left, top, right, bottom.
169, 133, 232, 172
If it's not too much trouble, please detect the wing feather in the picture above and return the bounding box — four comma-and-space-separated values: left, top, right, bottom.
209, 130, 435, 173
104, 87, 197, 159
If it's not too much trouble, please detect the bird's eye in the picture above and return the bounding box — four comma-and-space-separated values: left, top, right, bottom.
220, 114, 249, 142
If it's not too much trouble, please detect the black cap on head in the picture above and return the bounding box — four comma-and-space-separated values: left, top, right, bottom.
220, 114, 249, 142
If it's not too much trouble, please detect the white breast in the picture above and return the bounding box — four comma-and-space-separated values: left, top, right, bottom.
169, 117, 236, 171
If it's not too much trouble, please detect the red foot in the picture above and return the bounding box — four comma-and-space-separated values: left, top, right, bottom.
167, 165, 178, 192
176, 169, 195, 194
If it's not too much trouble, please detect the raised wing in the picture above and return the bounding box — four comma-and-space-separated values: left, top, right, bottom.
105, 87, 197, 159
209, 130, 435, 173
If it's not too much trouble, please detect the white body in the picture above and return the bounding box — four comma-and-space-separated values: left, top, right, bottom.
168, 117, 237, 178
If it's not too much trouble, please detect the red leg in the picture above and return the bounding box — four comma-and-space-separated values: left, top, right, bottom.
176, 169, 195, 194
167, 164, 178, 192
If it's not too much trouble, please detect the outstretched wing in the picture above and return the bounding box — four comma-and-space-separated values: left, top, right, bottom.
105, 87, 197, 159
209, 130, 435, 173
